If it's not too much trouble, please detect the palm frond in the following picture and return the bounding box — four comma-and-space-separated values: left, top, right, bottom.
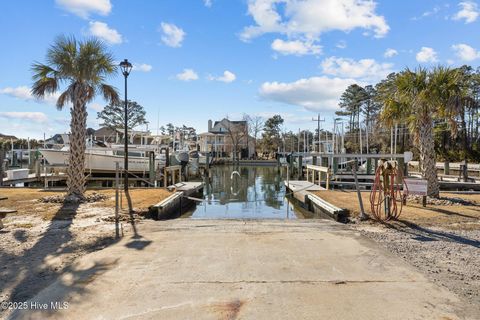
99, 83, 119, 105
31, 77, 59, 99
56, 85, 74, 110
47, 35, 78, 79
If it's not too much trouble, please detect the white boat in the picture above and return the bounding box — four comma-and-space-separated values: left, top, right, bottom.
40, 147, 165, 173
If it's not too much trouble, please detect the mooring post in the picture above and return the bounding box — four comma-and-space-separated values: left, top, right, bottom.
366, 158, 372, 175
298, 155, 303, 180
149, 151, 155, 186
353, 158, 367, 220
286, 165, 290, 190
0, 148, 4, 187
115, 162, 120, 238
43, 162, 48, 189
35, 156, 41, 178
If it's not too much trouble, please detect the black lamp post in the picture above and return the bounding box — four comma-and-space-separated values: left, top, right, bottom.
120, 59, 132, 193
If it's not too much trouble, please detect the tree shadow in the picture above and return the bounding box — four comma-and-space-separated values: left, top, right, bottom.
125, 239, 152, 250
426, 207, 478, 219
124, 188, 140, 239
1, 200, 119, 309
9, 257, 119, 318
385, 219, 480, 248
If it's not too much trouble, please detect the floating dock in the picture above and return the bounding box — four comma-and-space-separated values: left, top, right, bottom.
150, 181, 204, 220
284, 180, 324, 203
284, 180, 348, 222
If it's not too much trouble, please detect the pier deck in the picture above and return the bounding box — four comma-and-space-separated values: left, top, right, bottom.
284, 180, 324, 192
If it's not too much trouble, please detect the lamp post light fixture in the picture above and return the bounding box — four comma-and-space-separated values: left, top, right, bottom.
119, 59, 132, 193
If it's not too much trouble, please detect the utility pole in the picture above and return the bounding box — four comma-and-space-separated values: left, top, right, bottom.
312, 114, 325, 153
303, 131, 306, 153
297, 128, 300, 153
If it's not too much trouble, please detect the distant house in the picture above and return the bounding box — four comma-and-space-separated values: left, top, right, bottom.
93, 127, 161, 145
94, 127, 117, 143
0, 133, 18, 140
198, 118, 255, 159
44, 134, 70, 147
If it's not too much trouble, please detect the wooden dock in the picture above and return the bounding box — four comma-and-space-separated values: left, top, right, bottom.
284, 180, 324, 203
2, 173, 66, 186
151, 181, 205, 219
284, 180, 324, 192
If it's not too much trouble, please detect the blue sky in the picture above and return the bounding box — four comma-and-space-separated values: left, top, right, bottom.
0, 0, 479, 139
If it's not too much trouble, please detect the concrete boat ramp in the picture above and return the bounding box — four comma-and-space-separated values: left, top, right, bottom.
11, 219, 474, 320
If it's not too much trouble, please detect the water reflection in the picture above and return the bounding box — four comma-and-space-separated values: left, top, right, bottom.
182, 165, 320, 219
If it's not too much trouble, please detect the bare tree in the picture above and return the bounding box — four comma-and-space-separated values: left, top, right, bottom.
245, 115, 264, 159
225, 119, 247, 162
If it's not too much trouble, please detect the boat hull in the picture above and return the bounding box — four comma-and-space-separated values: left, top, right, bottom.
39, 149, 159, 173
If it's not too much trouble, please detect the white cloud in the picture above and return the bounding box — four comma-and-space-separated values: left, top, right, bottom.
0, 86, 59, 105
451, 43, 480, 61
88, 21, 123, 45
132, 63, 153, 72
204, 0, 213, 7
271, 39, 322, 56
56, 0, 112, 19
412, 5, 443, 21
0, 112, 48, 123
259, 76, 357, 111
336, 40, 347, 49
208, 71, 237, 83
320, 57, 393, 82
384, 48, 398, 58
0, 86, 32, 100
176, 69, 199, 81
240, 0, 389, 42
89, 103, 104, 112
453, 1, 479, 23
159, 22, 186, 48
416, 47, 438, 63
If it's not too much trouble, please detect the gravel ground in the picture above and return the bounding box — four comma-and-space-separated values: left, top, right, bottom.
351, 221, 480, 311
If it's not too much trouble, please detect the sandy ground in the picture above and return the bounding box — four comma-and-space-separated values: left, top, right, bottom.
0, 188, 172, 317
312, 190, 480, 307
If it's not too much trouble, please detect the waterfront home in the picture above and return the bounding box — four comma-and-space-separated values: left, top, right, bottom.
198, 118, 255, 159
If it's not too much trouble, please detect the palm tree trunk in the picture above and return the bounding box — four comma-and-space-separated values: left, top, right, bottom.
67, 88, 88, 200
418, 114, 439, 197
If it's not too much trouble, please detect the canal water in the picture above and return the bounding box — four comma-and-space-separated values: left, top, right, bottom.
181, 165, 325, 219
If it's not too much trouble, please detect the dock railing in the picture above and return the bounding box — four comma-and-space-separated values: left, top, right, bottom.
306, 164, 331, 190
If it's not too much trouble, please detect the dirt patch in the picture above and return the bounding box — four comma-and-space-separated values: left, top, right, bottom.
310, 190, 480, 309
39, 192, 108, 203
0, 188, 173, 220
311, 190, 480, 229
209, 299, 245, 320
97, 188, 173, 212
406, 195, 477, 206
351, 221, 480, 309
0, 187, 172, 317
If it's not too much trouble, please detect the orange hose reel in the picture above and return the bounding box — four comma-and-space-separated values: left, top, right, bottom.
369, 159, 408, 221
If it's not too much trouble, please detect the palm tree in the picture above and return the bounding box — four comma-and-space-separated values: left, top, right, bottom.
32, 36, 119, 201
378, 67, 463, 198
